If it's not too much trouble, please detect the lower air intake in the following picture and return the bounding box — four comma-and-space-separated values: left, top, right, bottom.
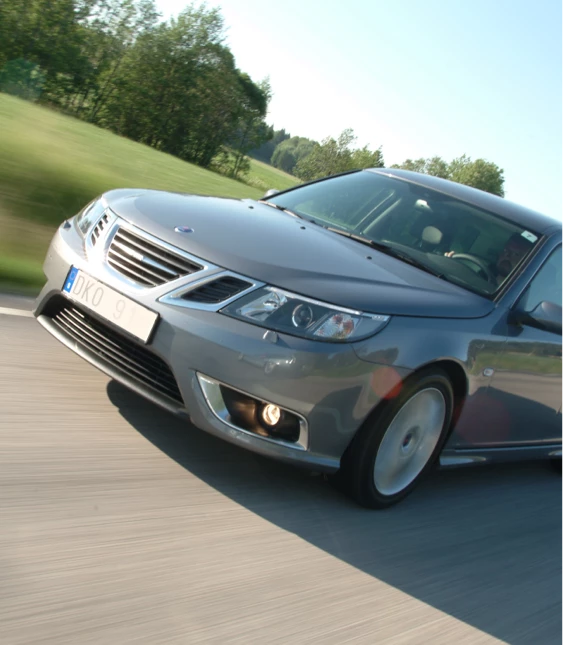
44, 297, 183, 404
182, 276, 253, 304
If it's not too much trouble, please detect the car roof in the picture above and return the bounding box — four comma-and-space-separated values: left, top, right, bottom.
367, 168, 561, 235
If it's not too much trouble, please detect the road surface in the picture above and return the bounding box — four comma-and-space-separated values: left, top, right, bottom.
0, 295, 561, 644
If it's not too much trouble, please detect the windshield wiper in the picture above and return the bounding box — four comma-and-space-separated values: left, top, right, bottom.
326, 227, 446, 279
259, 201, 305, 220
326, 227, 394, 252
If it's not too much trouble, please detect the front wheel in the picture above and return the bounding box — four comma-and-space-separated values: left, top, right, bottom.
338, 368, 454, 509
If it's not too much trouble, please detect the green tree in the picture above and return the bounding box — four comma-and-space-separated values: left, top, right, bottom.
393, 158, 426, 173
392, 156, 448, 178
0, 0, 159, 110
249, 127, 290, 164
392, 154, 504, 195
100, 4, 245, 165
350, 145, 384, 170
448, 155, 505, 196
271, 136, 316, 174
271, 141, 297, 173
0, 59, 45, 100
0, 0, 90, 101
227, 76, 272, 179
425, 156, 449, 179
294, 129, 384, 181
78, 0, 160, 121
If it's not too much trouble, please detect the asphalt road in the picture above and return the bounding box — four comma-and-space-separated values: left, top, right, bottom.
0, 295, 561, 644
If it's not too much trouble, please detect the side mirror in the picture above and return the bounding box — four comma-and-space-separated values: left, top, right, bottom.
511, 301, 562, 335
262, 189, 279, 199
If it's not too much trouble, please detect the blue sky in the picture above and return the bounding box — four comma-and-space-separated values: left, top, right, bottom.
157, 0, 562, 220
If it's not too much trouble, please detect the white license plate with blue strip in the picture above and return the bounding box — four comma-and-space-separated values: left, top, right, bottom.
63, 267, 158, 343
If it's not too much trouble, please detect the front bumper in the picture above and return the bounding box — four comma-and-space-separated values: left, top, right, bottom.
34, 220, 411, 472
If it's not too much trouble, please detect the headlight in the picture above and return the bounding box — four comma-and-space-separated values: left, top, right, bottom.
221, 286, 390, 342
75, 197, 106, 236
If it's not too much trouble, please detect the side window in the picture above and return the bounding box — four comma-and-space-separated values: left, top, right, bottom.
520, 246, 562, 312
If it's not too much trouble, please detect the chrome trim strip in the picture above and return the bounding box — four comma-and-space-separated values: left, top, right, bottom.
440, 443, 563, 467
264, 286, 365, 316
197, 373, 309, 451
261, 286, 390, 321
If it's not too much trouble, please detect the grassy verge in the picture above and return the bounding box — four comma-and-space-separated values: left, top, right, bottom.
0, 256, 45, 293
245, 157, 298, 192
0, 93, 297, 290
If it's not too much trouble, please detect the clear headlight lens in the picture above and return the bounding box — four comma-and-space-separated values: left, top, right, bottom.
221, 286, 390, 342
75, 197, 106, 236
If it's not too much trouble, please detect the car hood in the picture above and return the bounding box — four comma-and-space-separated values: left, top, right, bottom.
103, 189, 494, 318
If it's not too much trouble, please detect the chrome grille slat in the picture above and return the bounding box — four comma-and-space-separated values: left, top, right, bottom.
107, 251, 162, 286
47, 300, 183, 403
109, 245, 175, 281
115, 229, 200, 274
110, 242, 178, 277
107, 227, 201, 287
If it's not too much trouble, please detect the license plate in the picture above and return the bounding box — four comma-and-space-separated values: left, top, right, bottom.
63, 267, 158, 343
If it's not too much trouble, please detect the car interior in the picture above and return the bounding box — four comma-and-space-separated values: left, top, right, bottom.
274, 174, 540, 297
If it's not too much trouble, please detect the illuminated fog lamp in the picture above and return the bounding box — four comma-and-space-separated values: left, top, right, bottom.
261, 403, 282, 426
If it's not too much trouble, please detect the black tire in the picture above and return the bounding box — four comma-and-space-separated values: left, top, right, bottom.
336, 368, 454, 509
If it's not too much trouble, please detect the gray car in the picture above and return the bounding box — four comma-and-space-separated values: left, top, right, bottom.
33, 169, 562, 508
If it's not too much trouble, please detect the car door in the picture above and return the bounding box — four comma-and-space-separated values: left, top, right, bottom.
486, 244, 562, 446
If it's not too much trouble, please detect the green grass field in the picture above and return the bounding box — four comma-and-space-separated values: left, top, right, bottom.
0, 93, 297, 290
243, 157, 297, 192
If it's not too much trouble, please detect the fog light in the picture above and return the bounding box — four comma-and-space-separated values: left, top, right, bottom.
217, 381, 301, 444
261, 403, 282, 426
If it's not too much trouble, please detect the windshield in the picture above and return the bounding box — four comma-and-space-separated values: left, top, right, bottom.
267, 171, 540, 297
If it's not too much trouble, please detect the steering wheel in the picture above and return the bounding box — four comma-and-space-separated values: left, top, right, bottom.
449, 253, 496, 283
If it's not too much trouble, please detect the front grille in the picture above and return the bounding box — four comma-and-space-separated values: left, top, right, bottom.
91, 212, 110, 246
46, 299, 183, 404
182, 276, 253, 304
107, 227, 202, 287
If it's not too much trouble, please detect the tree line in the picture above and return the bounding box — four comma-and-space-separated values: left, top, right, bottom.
250, 130, 505, 196
0, 0, 271, 177
0, 0, 505, 195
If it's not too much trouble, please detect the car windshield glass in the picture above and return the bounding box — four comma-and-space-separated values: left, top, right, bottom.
267, 171, 541, 297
